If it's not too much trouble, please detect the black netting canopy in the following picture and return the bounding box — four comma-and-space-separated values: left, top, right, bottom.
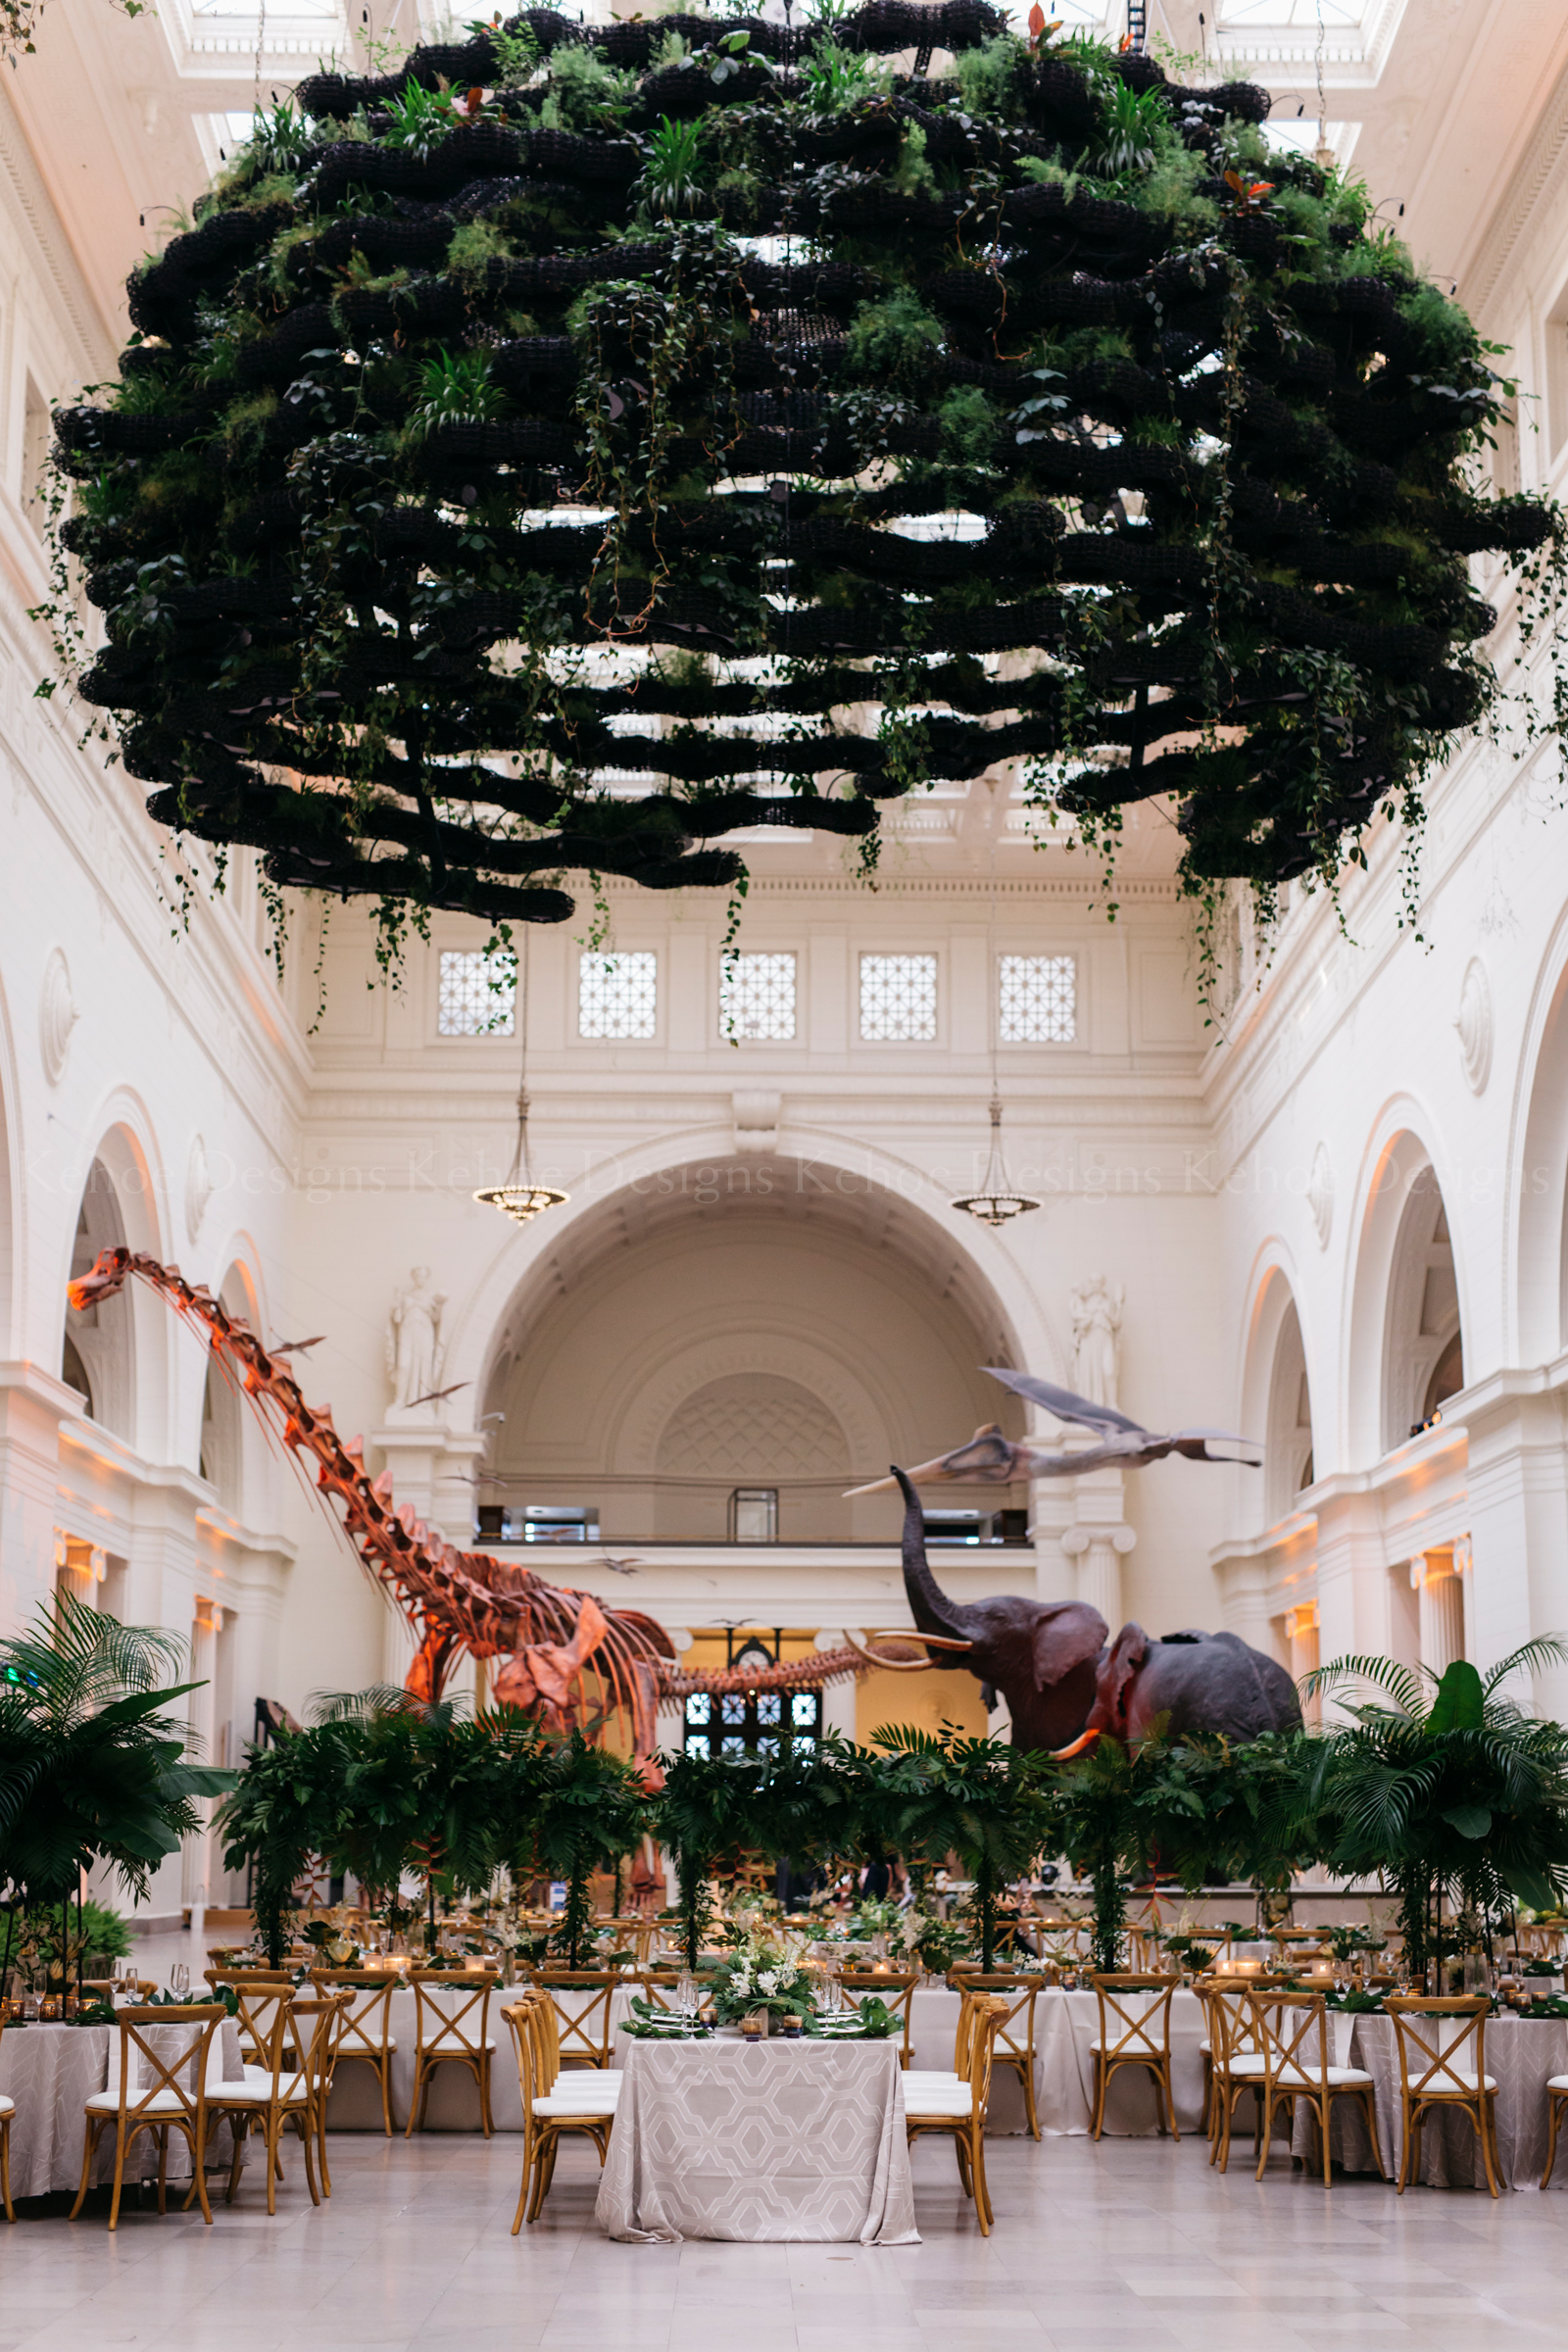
50, 4, 1557, 932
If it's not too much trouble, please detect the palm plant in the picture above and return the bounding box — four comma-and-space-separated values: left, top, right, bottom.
526, 1733, 651, 1968
872, 1725, 1052, 1971
0, 1593, 231, 1989
1301, 1642, 1568, 1976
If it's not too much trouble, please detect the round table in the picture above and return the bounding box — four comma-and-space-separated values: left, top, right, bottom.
0, 2016, 244, 2199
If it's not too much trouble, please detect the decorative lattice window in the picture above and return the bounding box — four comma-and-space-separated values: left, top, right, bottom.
719, 951, 797, 1041
999, 955, 1077, 1044
682, 1684, 821, 1757
438, 950, 515, 1036
578, 951, 658, 1039
859, 953, 937, 1042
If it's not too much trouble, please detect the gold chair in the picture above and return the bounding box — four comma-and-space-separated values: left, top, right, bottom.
503, 1995, 616, 2230
70, 2004, 225, 2230
837, 1971, 919, 2070
905, 1995, 1005, 2235
952, 1973, 1041, 2138
1386, 1994, 1499, 2197
311, 1967, 400, 2135
1088, 1974, 1180, 2141
408, 1968, 497, 2136
1243, 1988, 1384, 2185
531, 1970, 622, 2071
202, 1989, 340, 2216
0, 2016, 13, 2220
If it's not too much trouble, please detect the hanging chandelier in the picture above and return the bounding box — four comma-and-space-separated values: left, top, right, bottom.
954, 1097, 1041, 1228
474, 940, 568, 1225
954, 788, 1039, 1229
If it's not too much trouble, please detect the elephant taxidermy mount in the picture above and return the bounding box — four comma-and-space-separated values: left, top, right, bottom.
890, 1467, 1301, 1755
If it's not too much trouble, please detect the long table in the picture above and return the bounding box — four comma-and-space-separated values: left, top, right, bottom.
597, 2036, 918, 2243
323, 1981, 1208, 2139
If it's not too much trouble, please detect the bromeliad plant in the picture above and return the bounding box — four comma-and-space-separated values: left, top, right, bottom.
1299, 1644, 1568, 1979
40, 4, 1566, 977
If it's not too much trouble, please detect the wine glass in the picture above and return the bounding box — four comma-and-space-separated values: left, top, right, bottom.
170, 1962, 190, 1999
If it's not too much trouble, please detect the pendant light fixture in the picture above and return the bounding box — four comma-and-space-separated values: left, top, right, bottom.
954, 786, 1040, 1230
473, 934, 569, 1225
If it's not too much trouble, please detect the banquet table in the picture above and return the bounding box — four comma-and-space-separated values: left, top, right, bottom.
0, 2016, 245, 2199
596, 2034, 918, 2244
1290, 2009, 1568, 2190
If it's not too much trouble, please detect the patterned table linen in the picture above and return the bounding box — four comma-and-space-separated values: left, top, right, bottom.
0, 2017, 244, 2198
596, 2037, 919, 2244
1290, 2012, 1568, 2189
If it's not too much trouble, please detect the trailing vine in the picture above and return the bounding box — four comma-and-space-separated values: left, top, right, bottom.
36, 1, 1563, 967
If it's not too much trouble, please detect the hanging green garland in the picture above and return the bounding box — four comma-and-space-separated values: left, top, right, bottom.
46, 2, 1561, 948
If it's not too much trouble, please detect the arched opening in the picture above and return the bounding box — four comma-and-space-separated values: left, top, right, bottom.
1384, 1167, 1464, 1447
478, 1155, 1028, 1545
63, 1159, 133, 1437
1264, 1296, 1314, 1522
1513, 930, 1568, 1364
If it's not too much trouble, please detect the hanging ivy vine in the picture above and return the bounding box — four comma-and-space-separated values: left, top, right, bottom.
44, 1, 1564, 954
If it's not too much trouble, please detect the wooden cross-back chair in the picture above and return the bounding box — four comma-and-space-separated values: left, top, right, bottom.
70, 2005, 226, 2230
310, 1968, 401, 2135
955, 1973, 1042, 2138
836, 1972, 919, 2071
1385, 1995, 1500, 2197
408, 1970, 498, 2136
530, 1971, 621, 2071
1088, 1974, 1180, 2141
905, 1996, 1006, 2236
502, 1994, 617, 2230
1240, 1988, 1384, 2185
1199, 1974, 1291, 2158
203, 1989, 344, 2216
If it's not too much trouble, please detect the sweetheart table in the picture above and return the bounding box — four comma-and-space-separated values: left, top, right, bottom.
596, 2036, 919, 2244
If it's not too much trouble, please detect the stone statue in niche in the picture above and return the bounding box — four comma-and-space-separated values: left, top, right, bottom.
1070, 1275, 1123, 1410
386, 1267, 447, 1409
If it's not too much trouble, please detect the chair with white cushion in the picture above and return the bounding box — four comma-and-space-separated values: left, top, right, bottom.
202, 1988, 339, 2215
1244, 1988, 1383, 2185
503, 1995, 616, 2230
311, 1968, 399, 2134
70, 2004, 225, 2230
408, 1969, 498, 2136
1088, 1974, 1179, 2141
905, 1995, 1005, 2235
531, 1971, 621, 2072
1386, 1994, 1499, 2197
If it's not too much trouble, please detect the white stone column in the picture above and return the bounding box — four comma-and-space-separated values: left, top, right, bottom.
1060, 1524, 1136, 1626
812, 1631, 857, 1740
1413, 1546, 1465, 1674
0, 1367, 74, 1633
370, 1418, 489, 1687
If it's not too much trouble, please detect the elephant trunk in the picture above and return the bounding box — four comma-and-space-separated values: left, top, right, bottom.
895, 1466, 974, 1643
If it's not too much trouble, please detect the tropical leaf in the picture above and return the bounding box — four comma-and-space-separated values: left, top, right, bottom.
1428, 1659, 1485, 1735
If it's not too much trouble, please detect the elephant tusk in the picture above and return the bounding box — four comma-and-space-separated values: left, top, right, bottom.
842, 1629, 975, 1672
1049, 1729, 1103, 1759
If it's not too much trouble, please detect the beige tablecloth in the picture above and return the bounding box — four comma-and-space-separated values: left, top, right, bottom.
0, 2017, 244, 2199
1291, 2010, 1568, 2190
597, 2036, 918, 2244
1032, 1985, 1207, 2135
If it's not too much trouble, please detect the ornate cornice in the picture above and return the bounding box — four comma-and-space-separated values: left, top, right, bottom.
1464, 51, 1568, 321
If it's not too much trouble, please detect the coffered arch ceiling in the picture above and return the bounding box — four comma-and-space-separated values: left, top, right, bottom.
478, 1155, 1027, 1544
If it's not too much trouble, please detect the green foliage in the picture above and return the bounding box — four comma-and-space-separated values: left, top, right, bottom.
405, 347, 503, 439
383, 78, 461, 154
1300, 1643, 1568, 1973
539, 45, 638, 133
844, 290, 944, 390
1092, 81, 1167, 179
954, 33, 1023, 122
0, 1594, 231, 1908
870, 1724, 1052, 1970
639, 117, 709, 220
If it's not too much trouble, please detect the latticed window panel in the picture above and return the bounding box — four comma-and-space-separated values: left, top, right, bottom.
999, 955, 1077, 1045
682, 1682, 821, 1756
437, 950, 515, 1036
719, 951, 797, 1042
578, 951, 658, 1039
859, 954, 937, 1042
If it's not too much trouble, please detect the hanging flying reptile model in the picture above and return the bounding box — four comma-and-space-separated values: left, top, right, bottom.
69, 1250, 932, 1754
845, 1368, 1261, 1494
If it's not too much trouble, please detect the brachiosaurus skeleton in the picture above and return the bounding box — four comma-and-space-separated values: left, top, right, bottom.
70, 1250, 955, 1752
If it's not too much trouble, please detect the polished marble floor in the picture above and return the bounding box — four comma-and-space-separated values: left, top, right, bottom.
7, 2124, 1568, 2352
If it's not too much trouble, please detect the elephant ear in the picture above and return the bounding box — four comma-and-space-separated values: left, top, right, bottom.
1031, 1602, 1109, 1693
1095, 1622, 1150, 1734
